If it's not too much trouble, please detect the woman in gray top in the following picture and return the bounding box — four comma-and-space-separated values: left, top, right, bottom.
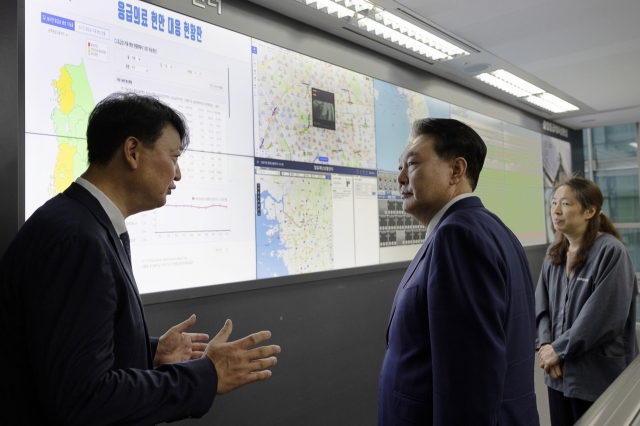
536, 177, 639, 426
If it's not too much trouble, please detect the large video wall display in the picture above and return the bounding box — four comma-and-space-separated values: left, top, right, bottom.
373, 80, 451, 263
542, 135, 573, 243
450, 106, 547, 246
252, 40, 376, 169
25, 0, 257, 293
24, 0, 563, 294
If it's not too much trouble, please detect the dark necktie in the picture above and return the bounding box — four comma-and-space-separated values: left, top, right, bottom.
119, 231, 132, 264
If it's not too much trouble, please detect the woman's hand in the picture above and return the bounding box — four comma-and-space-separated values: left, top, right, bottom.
545, 363, 563, 379
539, 344, 560, 367
539, 344, 563, 379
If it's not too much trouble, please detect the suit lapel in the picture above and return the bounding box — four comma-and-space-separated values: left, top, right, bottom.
65, 183, 154, 367
385, 232, 433, 343
64, 183, 143, 303
385, 196, 485, 343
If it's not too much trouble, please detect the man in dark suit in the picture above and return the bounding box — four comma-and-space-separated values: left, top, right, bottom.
378, 118, 539, 425
0, 93, 280, 425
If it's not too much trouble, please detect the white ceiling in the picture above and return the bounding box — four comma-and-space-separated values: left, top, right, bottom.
397, 0, 640, 129
250, 0, 640, 130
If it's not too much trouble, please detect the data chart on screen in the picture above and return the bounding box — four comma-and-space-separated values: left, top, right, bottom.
377, 171, 425, 263
24, 0, 254, 222
126, 152, 256, 293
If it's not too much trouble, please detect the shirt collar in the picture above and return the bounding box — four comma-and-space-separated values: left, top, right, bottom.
75, 177, 128, 236
425, 193, 477, 240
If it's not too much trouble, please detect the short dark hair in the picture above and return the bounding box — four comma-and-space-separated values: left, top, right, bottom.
410, 118, 487, 191
86, 92, 189, 165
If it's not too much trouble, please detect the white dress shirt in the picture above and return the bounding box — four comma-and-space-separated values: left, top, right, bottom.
425, 193, 478, 240
75, 177, 128, 237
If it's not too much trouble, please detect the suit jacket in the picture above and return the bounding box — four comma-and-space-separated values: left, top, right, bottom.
0, 183, 217, 425
378, 197, 539, 426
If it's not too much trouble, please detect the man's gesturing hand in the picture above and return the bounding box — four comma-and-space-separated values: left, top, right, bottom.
205, 319, 280, 395
154, 314, 210, 367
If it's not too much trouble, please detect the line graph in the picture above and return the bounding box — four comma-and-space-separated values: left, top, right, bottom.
125, 153, 255, 247
156, 193, 230, 234
157, 202, 229, 233
154, 150, 230, 234
164, 203, 228, 210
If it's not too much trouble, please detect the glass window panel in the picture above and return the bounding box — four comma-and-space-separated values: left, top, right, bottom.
618, 228, 640, 271
592, 123, 637, 163
588, 123, 640, 320
583, 128, 589, 156
595, 170, 639, 223
616, 228, 640, 322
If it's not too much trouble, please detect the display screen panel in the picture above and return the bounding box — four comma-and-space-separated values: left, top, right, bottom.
25, 0, 254, 217
25, 0, 256, 292
254, 160, 379, 278
23, 0, 565, 295
374, 79, 451, 172
377, 171, 426, 264
451, 106, 547, 246
373, 80, 448, 262
252, 40, 376, 169
128, 153, 256, 293
542, 135, 573, 242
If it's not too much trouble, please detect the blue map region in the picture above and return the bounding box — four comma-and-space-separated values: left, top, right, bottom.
374, 79, 451, 171
424, 96, 450, 119
256, 190, 289, 278
375, 80, 410, 172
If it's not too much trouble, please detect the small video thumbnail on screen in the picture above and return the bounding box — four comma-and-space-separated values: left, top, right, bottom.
377, 171, 426, 247
311, 88, 336, 131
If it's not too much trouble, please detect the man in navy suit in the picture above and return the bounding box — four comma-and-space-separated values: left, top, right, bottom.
378, 118, 539, 425
0, 93, 280, 425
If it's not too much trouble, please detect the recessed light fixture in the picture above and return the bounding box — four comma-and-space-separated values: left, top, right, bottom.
490, 70, 544, 96
536, 93, 580, 112
524, 95, 566, 114
475, 73, 531, 98
294, 0, 469, 61
474, 69, 579, 114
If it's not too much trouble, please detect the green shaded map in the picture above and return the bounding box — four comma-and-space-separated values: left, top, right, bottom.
49, 59, 95, 195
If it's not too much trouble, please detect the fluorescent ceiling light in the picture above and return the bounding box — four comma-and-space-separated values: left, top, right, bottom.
537, 93, 580, 112
475, 73, 530, 98
475, 70, 543, 97
356, 18, 450, 60
475, 69, 580, 114
334, 0, 376, 14
294, 0, 469, 61
302, 0, 370, 18
490, 70, 544, 95
523, 96, 566, 114
374, 11, 467, 57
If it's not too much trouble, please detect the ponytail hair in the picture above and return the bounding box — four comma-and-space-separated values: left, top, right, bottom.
548, 177, 621, 272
